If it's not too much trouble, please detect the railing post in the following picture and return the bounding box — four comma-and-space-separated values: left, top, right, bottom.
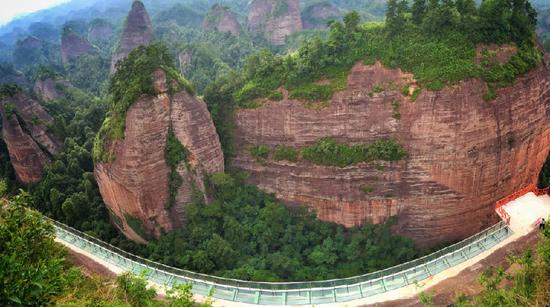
380, 279, 387, 292
424, 264, 432, 276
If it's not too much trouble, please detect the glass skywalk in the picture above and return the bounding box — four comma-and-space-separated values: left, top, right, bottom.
50, 218, 511, 305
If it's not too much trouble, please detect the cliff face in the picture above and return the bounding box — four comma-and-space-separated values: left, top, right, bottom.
33, 78, 63, 101
61, 31, 96, 64
88, 22, 114, 44
248, 0, 302, 45
302, 2, 341, 29
233, 61, 550, 246
94, 70, 224, 243
110, 1, 153, 73
1, 93, 62, 184
203, 4, 241, 37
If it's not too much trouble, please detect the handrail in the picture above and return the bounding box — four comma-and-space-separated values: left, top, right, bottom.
48, 216, 509, 291
494, 184, 550, 224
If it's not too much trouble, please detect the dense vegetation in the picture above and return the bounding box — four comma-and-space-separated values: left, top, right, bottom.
120, 172, 419, 281
0, 193, 211, 306
165, 128, 188, 209
221, 0, 541, 109
3, 42, 421, 284
0, 1, 548, 304
251, 138, 407, 167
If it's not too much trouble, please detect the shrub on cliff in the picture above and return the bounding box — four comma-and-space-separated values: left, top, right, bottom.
93, 44, 195, 162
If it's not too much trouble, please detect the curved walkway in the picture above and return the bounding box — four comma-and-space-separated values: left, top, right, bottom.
51, 217, 517, 306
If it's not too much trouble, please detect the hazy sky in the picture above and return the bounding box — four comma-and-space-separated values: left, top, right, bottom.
0, 0, 70, 25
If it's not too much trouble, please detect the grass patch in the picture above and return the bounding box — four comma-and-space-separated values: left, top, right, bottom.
250, 145, 269, 160
301, 138, 407, 167
482, 85, 497, 102
411, 88, 422, 101
274, 145, 299, 162
391, 99, 401, 120
361, 185, 375, 194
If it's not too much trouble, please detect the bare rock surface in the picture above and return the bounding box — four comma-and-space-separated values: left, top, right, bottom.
110, 1, 153, 73
95, 70, 224, 242
203, 4, 241, 37
233, 60, 550, 246
248, 0, 302, 45
1, 92, 62, 184
61, 31, 96, 64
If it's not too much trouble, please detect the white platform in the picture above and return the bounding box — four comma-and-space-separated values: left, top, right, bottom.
502, 192, 550, 235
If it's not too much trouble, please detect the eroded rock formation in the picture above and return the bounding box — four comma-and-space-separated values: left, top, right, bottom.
302, 1, 341, 29
248, 0, 302, 45
61, 30, 96, 64
110, 1, 153, 73
33, 78, 65, 101
94, 70, 224, 243
88, 19, 114, 45
233, 60, 550, 246
0, 92, 62, 184
203, 4, 242, 37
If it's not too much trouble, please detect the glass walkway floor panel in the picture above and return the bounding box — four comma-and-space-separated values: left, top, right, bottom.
285, 291, 312, 305
214, 286, 239, 301
382, 273, 408, 291
446, 250, 468, 266
258, 291, 285, 305
361, 279, 388, 297
235, 289, 258, 304
334, 285, 363, 302
425, 258, 450, 276
310, 288, 337, 304
404, 266, 431, 284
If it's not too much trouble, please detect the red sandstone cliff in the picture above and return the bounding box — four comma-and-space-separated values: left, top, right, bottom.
232, 60, 550, 246
94, 70, 224, 243
203, 4, 242, 37
110, 1, 153, 73
88, 20, 114, 45
0, 92, 62, 184
248, 0, 302, 45
61, 30, 96, 64
302, 2, 341, 29
33, 78, 65, 101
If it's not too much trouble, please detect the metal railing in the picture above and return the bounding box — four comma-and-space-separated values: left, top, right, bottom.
49, 217, 512, 305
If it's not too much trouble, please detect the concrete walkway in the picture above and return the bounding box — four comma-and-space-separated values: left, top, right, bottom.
56, 192, 550, 306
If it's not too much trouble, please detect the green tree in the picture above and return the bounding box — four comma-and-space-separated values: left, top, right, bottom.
0, 192, 77, 306
115, 272, 157, 307
412, 0, 427, 25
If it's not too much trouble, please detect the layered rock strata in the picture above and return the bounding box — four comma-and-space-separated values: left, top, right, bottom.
302, 2, 341, 29
233, 60, 550, 246
61, 30, 96, 64
94, 70, 224, 243
110, 1, 153, 73
203, 4, 242, 36
248, 0, 302, 45
1, 92, 62, 184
